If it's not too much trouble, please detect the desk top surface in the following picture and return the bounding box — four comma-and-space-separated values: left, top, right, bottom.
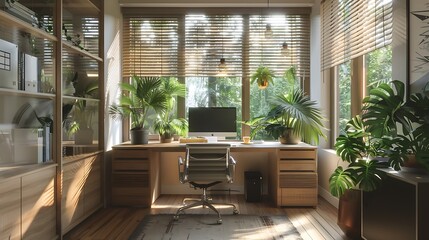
112, 141, 317, 152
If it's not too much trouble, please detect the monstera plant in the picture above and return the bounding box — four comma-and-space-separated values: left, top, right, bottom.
329, 115, 388, 197
362, 80, 429, 171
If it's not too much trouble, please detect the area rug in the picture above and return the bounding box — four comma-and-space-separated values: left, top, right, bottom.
129, 214, 303, 240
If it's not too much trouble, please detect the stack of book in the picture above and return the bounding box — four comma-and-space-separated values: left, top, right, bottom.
1, 0, 39, 27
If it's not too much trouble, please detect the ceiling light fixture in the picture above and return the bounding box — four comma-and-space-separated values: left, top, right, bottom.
264, 0, 273, 39
218, 19, 227, 76
281, 42, 289, 56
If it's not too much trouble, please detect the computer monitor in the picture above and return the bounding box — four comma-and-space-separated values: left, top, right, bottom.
188, 107, 237, 139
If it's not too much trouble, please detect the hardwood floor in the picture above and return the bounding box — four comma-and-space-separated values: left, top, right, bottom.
64, 195, 349, 240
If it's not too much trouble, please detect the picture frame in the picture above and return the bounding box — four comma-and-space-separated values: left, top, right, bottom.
409, 1, 429, 94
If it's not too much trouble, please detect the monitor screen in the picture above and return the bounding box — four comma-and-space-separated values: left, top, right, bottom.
188, 107, 237, 138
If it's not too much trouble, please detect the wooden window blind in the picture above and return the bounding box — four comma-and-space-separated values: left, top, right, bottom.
321, 0, 393, 70
122, 16, 178, 77
122, 11, 310, 79
248, 14, 310, 78
185, 15, 243, 77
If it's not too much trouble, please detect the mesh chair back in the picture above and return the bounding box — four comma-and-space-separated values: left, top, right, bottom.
185, 144, 232, 182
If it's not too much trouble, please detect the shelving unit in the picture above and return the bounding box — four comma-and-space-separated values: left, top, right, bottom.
0, 0, 104, 238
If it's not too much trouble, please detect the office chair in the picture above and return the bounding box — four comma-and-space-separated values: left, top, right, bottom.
174, 143, 239, 224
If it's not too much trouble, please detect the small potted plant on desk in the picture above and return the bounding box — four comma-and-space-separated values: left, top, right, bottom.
109, 76, 168, 144
154, 77, 188, 143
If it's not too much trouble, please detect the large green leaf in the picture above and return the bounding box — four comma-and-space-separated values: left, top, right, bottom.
334, 116, 366, 163
109, 76, 168, 129
351, 160, 386, 192
329, 166, 357, 197
267, 89, 326, 144
362, 80, 413, 138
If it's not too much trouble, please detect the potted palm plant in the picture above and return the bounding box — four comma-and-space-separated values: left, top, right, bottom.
266, 89, 326, 144
154, 78, 188, 143
243, 88, 326, 145
109, 76, 168, 144
250, 65, 275, 89
245, 66, 325, 145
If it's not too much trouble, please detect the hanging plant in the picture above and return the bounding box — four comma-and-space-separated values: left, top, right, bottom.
250, 65, 275, 89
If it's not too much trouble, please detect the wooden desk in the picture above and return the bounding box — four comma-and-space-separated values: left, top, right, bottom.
111, 141, 318, 208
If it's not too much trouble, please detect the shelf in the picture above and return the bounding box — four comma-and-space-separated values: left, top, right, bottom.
62, 95, 100, 102
0, 88, 55, 99
0, 11, 56, 42
62, 150, 102, 164
63, 0, 100, 16
62, 41, 103, 62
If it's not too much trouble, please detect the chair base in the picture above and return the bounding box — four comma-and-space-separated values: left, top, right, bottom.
174, 187, 239, 224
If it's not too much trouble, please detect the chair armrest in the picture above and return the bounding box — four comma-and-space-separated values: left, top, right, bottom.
178, 156, 187, 183
227, 156, 236, 183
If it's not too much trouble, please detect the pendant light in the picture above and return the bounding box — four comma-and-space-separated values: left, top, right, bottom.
218, 18, 227, 76
264, 0, 273, 39
281, 42, 289, 56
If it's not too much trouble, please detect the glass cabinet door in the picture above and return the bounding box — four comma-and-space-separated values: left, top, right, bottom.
62, 0, 102, 157
0, 0, 56, 166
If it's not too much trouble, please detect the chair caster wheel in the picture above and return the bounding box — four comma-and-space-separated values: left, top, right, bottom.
217, 219, 222, 224
233, 209, 239, 215
173, 215, 179, 221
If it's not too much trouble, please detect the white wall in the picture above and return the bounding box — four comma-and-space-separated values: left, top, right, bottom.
104, 0, 123, 151
308, 0, 339, 207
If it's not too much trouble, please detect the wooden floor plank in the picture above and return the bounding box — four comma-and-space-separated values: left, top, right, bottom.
64, 194, 347, 240
284, 208, 314, 240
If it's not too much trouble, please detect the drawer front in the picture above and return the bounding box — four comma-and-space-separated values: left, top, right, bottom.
279, 160, 316, 171
112, 173, 149, 188
113, 149, 149, 159
278, 149, 316, 160
279, 172, 317, 188
280, 188, 317, 206
112, 160, 149, 171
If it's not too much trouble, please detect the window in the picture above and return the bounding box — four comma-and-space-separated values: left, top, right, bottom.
184, 15, 243, 137
122, 9, 311, 138
338, 61, 352, 135
322, 0, 393, 147
249, 15, 310, 140
365, 45, 392, 92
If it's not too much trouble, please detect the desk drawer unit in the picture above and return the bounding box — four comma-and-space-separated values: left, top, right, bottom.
276, 149, 317, 207
111, 149, 151, 207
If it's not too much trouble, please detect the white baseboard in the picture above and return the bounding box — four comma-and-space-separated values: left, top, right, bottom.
319, 186, 339, 209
